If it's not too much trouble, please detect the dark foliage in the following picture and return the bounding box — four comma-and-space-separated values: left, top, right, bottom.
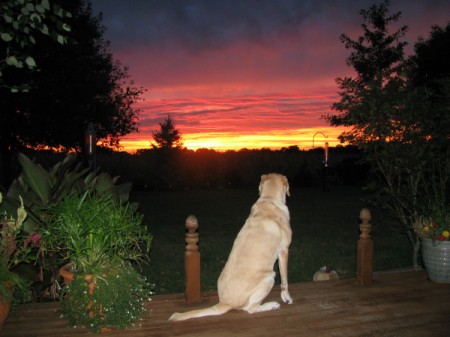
151, 115, 183, 149
0, 0, 142, 189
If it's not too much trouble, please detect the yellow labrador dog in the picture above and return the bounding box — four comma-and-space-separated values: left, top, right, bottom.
169, 173, 292, 321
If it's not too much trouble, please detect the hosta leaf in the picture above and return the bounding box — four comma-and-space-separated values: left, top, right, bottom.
115, 182, 132, 204
18, 153, 51, 204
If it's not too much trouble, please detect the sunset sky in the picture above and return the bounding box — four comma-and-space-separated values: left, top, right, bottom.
90, 0, 450, 152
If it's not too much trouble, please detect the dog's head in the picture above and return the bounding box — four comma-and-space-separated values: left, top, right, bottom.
259, 173, 290, 203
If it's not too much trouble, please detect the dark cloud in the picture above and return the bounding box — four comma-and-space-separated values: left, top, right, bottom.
90, 0, 450, 90
92, 0, 363, 51
92, 0, 449, 52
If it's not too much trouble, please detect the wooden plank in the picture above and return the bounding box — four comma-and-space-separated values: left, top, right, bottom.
1, 270, 449, 337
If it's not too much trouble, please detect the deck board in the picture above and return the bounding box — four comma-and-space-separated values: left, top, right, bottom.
2, 270, 449, 337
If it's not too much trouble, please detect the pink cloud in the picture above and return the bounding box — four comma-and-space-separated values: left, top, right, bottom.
121, 88, 341, 151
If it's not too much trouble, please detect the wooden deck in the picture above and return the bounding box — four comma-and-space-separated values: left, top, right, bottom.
2, 270, 449, 337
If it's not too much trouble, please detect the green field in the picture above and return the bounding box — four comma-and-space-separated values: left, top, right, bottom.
131, 186, 412, 295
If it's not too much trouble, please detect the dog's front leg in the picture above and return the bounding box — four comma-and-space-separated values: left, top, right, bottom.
278, 248, 293, 304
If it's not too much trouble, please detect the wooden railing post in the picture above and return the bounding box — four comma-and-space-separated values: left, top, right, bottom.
184, 215, 201, 302
357, 208, 373, 285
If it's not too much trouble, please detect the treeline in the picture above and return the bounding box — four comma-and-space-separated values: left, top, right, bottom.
14, 146, 367, 191
15, 146, 367, 191
97, 146, 367, 190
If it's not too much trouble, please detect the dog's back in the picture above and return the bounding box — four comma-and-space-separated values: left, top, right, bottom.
218, 174, 291, 308
169, 173, 292, 321
218, 200, 288, 307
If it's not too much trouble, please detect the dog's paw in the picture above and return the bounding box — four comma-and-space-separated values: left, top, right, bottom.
246, 301, 280, 313
281, 290, 293, 304
263, 301, 281, 311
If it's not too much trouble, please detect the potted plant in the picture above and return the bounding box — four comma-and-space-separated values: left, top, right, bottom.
39, 192, 153, 332
0, 194, 40, 327
413, 207, 450, 283
59, 261, 150, 333
0, 153, 136, 300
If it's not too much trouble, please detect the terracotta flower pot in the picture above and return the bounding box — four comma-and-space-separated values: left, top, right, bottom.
59, 265, 111, 332
59, 264, 96, 294
0, 281, 14, 328
59, 264, 74, 285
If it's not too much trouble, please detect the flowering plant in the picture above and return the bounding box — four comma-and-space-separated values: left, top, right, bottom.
1, 193, 41, 299
413, 208, 450, 242
61, 261, 151, 333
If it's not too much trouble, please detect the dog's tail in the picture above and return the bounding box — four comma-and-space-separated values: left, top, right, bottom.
169, 303, 232, 321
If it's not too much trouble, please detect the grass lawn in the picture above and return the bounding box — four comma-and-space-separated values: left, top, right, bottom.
131, 186, 413, 295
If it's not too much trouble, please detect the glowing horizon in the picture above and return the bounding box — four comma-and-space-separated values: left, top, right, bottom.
117, 88, 346, 153
119, 127, 345, 153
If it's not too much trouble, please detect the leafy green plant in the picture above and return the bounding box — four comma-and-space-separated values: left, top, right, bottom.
2, 153, 133, 233
0, 153, 137, 299
61, 262, 151, 333
0, 193, 38, 301
40, 192, 152, 332
325, 2, 450, 269
40, 192, 151, 274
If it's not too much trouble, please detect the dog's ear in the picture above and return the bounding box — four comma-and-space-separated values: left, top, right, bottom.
283, 176, 290, 197
259, 174, 268, 195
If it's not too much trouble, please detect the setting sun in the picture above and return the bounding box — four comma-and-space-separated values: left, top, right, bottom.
119, 127, 344, 153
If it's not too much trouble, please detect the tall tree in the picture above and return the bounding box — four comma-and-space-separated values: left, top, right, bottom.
0, 0, 142, 188
327, 0, 408, 144
152, 115, 183, 149
325, 1, 450, 268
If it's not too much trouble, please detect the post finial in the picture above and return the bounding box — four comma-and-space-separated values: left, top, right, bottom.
185, 214, 198, 232
360, 208, 372, 225
359, 208, 372, 240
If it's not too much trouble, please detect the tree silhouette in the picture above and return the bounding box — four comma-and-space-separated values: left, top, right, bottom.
413, 23, 450, 88
326, 0, 408, 144
410, 23, 450, 143
0, 0, 142, 188
152, 115, 183, 149
325, 1, 450, 268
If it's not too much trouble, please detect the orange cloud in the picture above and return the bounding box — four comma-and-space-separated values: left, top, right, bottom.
119, 88, 346, 152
